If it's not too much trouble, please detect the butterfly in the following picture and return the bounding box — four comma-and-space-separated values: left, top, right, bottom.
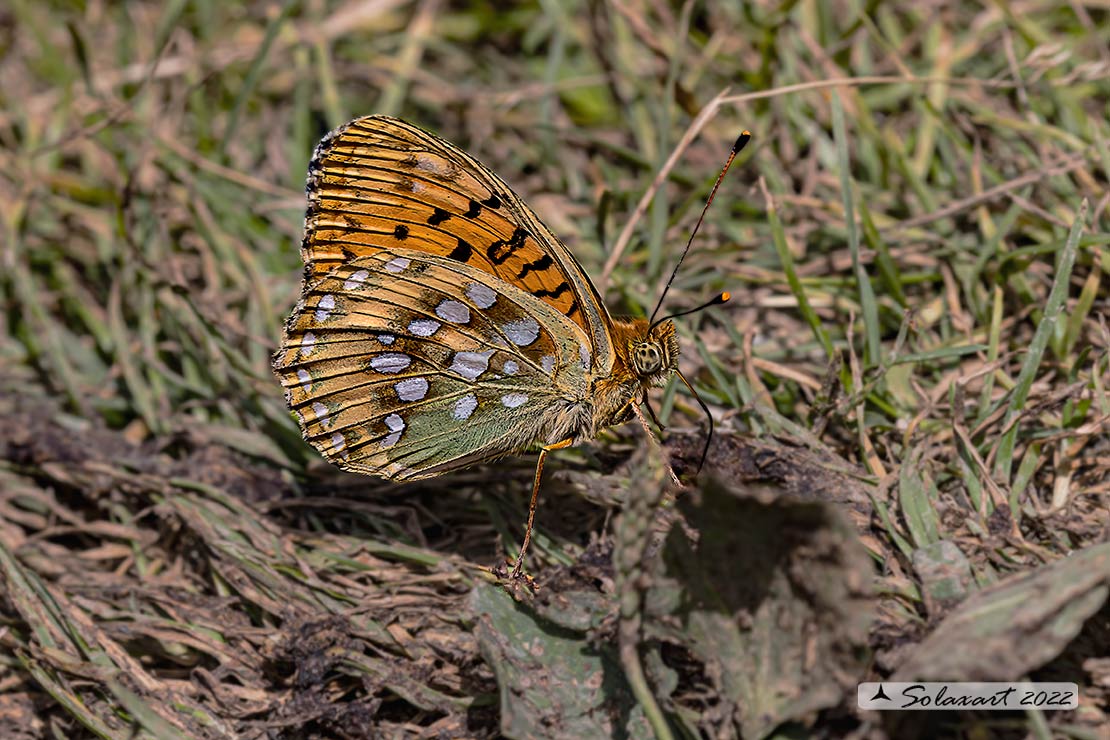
273, 116, 748, 576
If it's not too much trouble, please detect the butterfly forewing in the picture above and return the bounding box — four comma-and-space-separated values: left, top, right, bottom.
275, 249, 593, 479
302, 116, 614, 373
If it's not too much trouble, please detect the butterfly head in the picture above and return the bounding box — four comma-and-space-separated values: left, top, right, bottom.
629, 319, 679, 386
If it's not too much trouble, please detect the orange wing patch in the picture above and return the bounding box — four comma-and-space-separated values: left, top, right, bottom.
302, 117, 590, 331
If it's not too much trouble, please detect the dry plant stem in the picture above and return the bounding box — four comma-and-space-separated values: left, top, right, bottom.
600, 74, 1027, 293
889, 149, 1092, 232
717, 74, 1021, 107
599, 87, 731, 288
615, 425, 673, 740
846, 312, 886, 477
619, 615, 672, 740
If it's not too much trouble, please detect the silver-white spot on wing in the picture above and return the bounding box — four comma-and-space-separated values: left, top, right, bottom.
453, 394, 478, 420
465, 282, 497, 309
384, 257, 411, 273
408, 318, 441, 337
501, 393, 528, 408
381, 413, 405, 448
311, 401, 330, 428
370, 353, 411, 374
449, 350, 494, 381
377, 334, 396, 345
330, 432, 348, 459
436, 299, 471, 324
503, 359, 519, 376
503, 317, 540, 346
297, 369, 312, 393
541, 355, 555, 374
300, 332, 316, 358
414, 155, 441, 174
315, 294, 336, 322
343, 269, 370, 290
395, 377, 429, 402
579, 343, 591, 371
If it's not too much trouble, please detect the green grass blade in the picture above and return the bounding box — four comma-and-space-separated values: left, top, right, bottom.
994, 200, 1088, 483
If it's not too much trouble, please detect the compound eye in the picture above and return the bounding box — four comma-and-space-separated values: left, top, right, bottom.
633, 343, 662, 375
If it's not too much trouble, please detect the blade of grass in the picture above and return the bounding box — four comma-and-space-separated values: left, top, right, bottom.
832, 92, 882, 369
993, 199, 1087, 484
898, 447, 942, 547
758, 177, 835, 361
217, 0, 297, 158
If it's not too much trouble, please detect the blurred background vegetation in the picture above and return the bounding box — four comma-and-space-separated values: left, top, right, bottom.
1, 1, 1108, 738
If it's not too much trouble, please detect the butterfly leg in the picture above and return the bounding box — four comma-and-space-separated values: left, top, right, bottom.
641, 392, 666, 432
510, 437, 574, 577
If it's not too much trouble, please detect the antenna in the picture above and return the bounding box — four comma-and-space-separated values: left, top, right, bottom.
647, 130, 751, 325
676, 371, 714, 476
650, 291, 730, 333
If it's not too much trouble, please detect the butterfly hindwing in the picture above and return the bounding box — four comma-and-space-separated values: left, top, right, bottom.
302, 115, 614, 373
275, 248, 593, 479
